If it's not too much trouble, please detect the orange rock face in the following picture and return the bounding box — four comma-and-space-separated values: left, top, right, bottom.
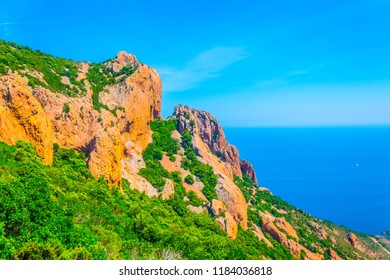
347, 233, 359, 248
284, 239, 324, 260
173, 105, 249, 230
224, 212, 239, 239
261, 214, 287, 244
252, 224, 274, 247
274, 218, 299, 240
88, 127, 122, 186
260, 211, 323, 259
215, 174, 248, 229
328, 249, 343, 260
0, 73, 54, 164
0, 52, 162, 188
216, 212, 239, 239
211, 199, 227, 216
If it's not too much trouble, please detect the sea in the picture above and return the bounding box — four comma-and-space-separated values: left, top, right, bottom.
224, 126, 390, 235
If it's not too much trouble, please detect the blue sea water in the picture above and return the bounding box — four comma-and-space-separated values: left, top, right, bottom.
224, 127, 390, 235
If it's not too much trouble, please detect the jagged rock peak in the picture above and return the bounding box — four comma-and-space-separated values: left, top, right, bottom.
109, 51, 138, 73
240, 160, 258, 185
173, 105, 242, 177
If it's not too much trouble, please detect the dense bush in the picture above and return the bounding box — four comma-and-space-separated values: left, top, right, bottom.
139, 120, 179, 190
184, 174, 195, 184
186, 191, 204, 207
0, 40, 85, 96
0, 140, 297, 260
234, 175, 253, 203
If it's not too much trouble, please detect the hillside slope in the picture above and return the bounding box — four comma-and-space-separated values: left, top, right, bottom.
0, 40, 389, 259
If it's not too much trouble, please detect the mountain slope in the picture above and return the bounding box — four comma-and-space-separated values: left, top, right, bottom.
0, 40, 389, 260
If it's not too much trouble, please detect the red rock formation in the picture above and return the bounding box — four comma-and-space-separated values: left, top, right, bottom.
274, 218, 299, 240
252, 224, 274, 247
216, 212, 238, 239
284, 239, 323, 260
174, 105, 242, 177
0, 52, 162, 188
240, 160, 258, 185
173, 105, 248, 230
327, 249, 343, 260
347, 233, 359, 248
215, 174, 248, 229
211, 199, 227, 216
0, 73, 54, 165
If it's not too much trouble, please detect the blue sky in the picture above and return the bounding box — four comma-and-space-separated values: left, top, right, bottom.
1, 0, 390, 127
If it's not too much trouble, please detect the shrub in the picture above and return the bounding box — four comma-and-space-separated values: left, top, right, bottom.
62, 103, 70, 114
187, 191, 203, 207
184, 174, 195, 185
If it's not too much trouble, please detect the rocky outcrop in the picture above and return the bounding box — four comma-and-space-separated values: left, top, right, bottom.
0, 73, 54, 164
174, 105, 242, 177
310, 221, 327, 239
173, 105, 248, 230
240, 160, 258, 185
260, 211, 324, 259
347, 233, 358, 248
32, 86, 99, 149
187, 204, 208, 214
106, 51, 137, 73
160, 179, 175, 200
252, 224, 273, 247
327, 249, 343, 260
284, 239, 323, 260
224, 212, 238, 239
261, 215, 287, 244
216, 212, 238, 239
215, 174, 248, 229
211, 199, 227, 216
1, 52, 162, 188
88, 127, 122, 185
274, 218, 299, 240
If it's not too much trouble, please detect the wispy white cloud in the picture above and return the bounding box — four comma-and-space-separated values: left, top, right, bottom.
254, 69, 309, 88
156, 46, 247, 93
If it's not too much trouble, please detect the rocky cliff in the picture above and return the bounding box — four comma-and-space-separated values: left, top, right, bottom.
0, 47, 161, 187
0, 73, 54, 165
1, 40, 389, 260
174, 105, 242, 179
173, 105, 248, 233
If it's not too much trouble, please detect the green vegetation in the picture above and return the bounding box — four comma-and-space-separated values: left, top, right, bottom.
186, 191, 204, 207
0, 40, 85, 96
0, 139, 385, 260
184, 174, 195, 185
0, 40, 138, 113
180, 130, 218, 201
234, 175, 253, 203
138, 120, 180, 191
0, 140, 294, 260
245, 182, 384, 259
62, 103, 70, 114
